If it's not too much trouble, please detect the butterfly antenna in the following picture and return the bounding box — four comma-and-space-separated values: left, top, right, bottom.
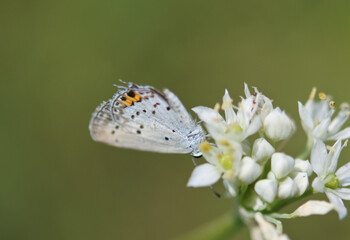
210, 186, 222, 199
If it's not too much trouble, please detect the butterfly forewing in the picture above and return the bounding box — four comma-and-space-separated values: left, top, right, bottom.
89, 83, 205, 155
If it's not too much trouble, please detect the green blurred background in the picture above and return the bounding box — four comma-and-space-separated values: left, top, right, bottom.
1, 0, 350, 239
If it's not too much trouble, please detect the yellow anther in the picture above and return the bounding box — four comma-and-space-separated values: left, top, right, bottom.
319, 92, 327, 101
309, 87, 317, 100
199, 141, 212, 153
326, 145, 336, 153
219, 139, 231, 147
329, 101, 336, 109
213, 103, 220, 112
221, 98, 233, 110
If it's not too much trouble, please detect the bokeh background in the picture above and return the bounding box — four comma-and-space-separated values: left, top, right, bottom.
2, 0, 350, 239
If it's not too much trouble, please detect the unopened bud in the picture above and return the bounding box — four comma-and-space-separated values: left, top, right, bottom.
264, 108, 294, 141
252, 138, 275, 163
238, 157, 262, 184
271, 153, 295, 179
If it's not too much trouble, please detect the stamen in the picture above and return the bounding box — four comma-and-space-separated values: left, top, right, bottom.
219, 139, 230, 146
221, 98, 233, 110
309, 87, 317, 100
199, 142, 212, 153
326, 145, 336, 153
319, 92, 327, 101
329, 101, 336, 109
213, 103, 220, 112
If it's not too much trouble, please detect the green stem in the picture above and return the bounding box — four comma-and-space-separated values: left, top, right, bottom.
172, 210, 244, 240
297, 137, 314, 159
265, 188, 314, 213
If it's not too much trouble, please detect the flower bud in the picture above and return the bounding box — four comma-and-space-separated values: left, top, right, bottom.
252, 138, 275, 163
238, 157, 262, 184
271, 153, 295, 179
294, 159, 313, 176
292, 172, 309, 196
278, 177, 298, 199
263, 108, 294, 141
254, 179, 278, 203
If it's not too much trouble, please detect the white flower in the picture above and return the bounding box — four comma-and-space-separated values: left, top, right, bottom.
252, 138, 275, 163
253, 213, 290, 240
238, 157, 262, 184
277, 177, 298, 199
290, 200, 334, 218
311, 139, 350, 219
292, 172, 309, 196
294, 159, 313, 176
192, 84, 272, 143
264, 108, 295, 142
255, 179, 278, 203
298, 88, 350, 141
186, 141, 243, 197
271, 153, 295, 179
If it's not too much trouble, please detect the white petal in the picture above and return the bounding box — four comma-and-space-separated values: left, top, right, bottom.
223, 178, 238, 197
192, 106, 226, 127
255, 179, 278, 203
310, 139, 328, 177
293, 172, 309, 196
187, 164, 222, 187
271, 153, 295, 179
291, 200, 334, 217
294, 159, 313, 176
298, 101, 314, 132
254, 213, 289, 240
264, 108, 294, 141
278, 177, 298, 199
252, 138, 275, 163
244, 83, 251, 97
326, 191, 348, 220
245, 115, 262, 138
312, 117, 331, 139
326, 139, 343, 174
239, 157, 262, 184
336, 162, 350, 186
328, 127, 350, 141
327, 109, 349, 136
312, 177, 325, 193
223, 89, 236, 124
332, 188, 350, 200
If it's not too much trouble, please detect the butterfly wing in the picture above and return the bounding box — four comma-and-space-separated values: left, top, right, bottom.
89, 83, 204, 154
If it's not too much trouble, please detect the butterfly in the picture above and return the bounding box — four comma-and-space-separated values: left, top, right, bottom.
89, 82, 206, 157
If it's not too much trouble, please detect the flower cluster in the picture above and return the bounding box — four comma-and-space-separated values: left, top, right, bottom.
187, 85, 350, 239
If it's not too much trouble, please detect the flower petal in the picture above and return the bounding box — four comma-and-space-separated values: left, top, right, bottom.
187, 163, 222, 187
312, 117, 331, 139
328, 127, 350, 141
332, 188, 350, 200
298, 101, 314, 132
310, 139, 328, 177
293, 172, 309, 196
223, 89, 236, 124
312, 177, 325, 193
255, 179, 278, 203
291, 200, 334, 217
336, 162, 350, 186
326, 191, 348, 220
326, 139, 343, 174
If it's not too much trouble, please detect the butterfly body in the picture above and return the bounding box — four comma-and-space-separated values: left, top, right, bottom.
89, 83, 205, 157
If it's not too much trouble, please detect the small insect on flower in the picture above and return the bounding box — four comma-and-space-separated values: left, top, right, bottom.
89, 82, 206, 157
